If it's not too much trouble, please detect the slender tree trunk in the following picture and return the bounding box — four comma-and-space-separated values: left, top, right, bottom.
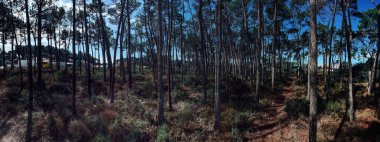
167, 0, 174, 110
327, 0, 338, 99
256, 0, 263, 105
72, 0, 77, 116
271, 0, 277, 91
198, 0, 207, 103
37, 0, 42, 90
11, 37, 14, 70
2, 32, 5, 75
181, 3, 184, 83
214, 0, 222, 131
111, 0, 126, 103
342, 0, 354, 122
375, 5, 380, 119
157, 0, 165, 125
97, 0, 113, 98
309, 0, 318, 141
127, 0, 132, 88
24, 0, 34, 140
120, 16, 126, 84
84, 0, 91, 98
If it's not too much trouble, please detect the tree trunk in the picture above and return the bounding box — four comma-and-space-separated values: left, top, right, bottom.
157, 0, 165, 125
72, 0, 77, 116
198, 0, 207, 103
37, 0, 42, 90
309, 0, 318, 141
327, 0, 338, 98
84, 0, 91, 98
167, 0, 174, 110
97, 0, 113, 101
24, 0, 34, 140
111, 0, 126, 103
256, 0, 263, 105
342, 0, 354, 122
214, 0, 222, 131
271, 0, 278, 91
375, 5, 380, 119
127, 0, 132, 88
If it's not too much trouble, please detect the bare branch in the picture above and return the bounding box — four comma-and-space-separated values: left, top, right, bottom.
370, 0, 377, 6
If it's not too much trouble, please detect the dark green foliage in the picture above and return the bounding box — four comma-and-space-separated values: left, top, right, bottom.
172, 85, 189, 103
156, 125, 170, 142
231, 128, 243, 142
325, 99, 346, 117
49, 83, 72, 94
221, 76, 251, 97
233, 112, 250, 130
5, 75, 21, 87
285, 98, 309, 118
183, 73, 201, 89
132, 81, 157, 99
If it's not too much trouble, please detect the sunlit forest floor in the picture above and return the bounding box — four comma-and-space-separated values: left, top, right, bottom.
0, 69, 379, 141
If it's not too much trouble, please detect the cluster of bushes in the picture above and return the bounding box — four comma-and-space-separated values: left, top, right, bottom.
172, 85, 189, 103
285, 98, 309, 118
132, 81, 157, 99
183, 73, 201, 89
221, 76, 251, 97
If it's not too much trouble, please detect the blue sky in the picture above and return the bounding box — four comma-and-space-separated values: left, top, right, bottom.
4, 0, 380, 66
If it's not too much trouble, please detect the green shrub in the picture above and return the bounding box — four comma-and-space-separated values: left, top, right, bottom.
83, 116, 107, 135
172, 86, 189, 103
234, 112, 250, 130
176, 103, 195, 123
68, 120, 92, 142
5, 75, 20, 87
285, 98, 309, 118
133, 81, 157, 99
5, 87, 22, 102
93, 134, 110, 142
183, 73, 201, 89
325, 99, 345, 117
49, 83, 72, 94
231, 128, 243, 142
221, 76, 251, 97
156, 125, 169, 142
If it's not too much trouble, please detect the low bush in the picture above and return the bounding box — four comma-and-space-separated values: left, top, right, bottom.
49, 83, 72, 94
5, 75, 20, 87
172, 86, 189, 103
234, 112, 251, 130
156, 125, 169, 142
100, 109, 118, 123
231, 127, 243, 142
183, 73, 201, 89
285, 98, 309, 118
325, 99, 345, 118
68, 120, 92, 142
176, 103, 194, 123
133, 81, 157, 99
221, 76, 251, 97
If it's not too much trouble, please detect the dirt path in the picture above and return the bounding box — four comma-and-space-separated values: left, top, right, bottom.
246, 76, 306, 141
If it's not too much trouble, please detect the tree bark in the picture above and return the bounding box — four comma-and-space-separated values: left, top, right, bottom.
127, 0, 132, 88
342, 0, 354, 122
309, 0, 318, 141
24, 0, 33, 140
84, 0, 91, 98
271, 0, 278, 91
72, 0, 77, 116
198, 0, 207, 103
256, 0, 263, 105
157, 0, 165, 125
214, 0, 222, 131
167, 0, 174, 110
